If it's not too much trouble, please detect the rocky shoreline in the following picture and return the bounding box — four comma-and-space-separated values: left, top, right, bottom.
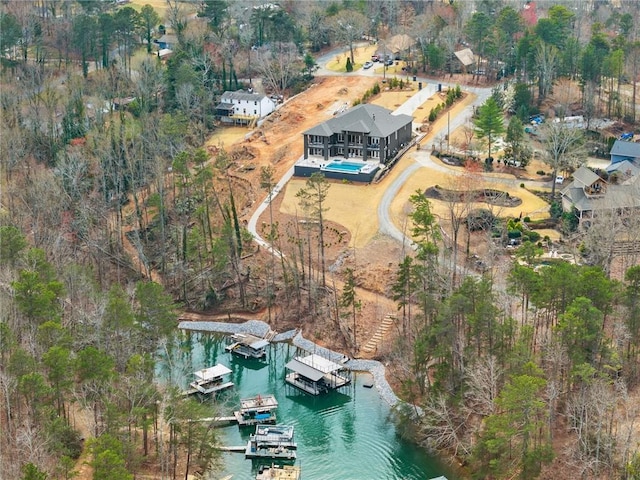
178, 319, 401, 408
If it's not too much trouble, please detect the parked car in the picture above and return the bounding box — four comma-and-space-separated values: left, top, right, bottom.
555, 175, 564, 184
371, 54, 379, 62
363, 61, 373, 69
385, 58, 394, 66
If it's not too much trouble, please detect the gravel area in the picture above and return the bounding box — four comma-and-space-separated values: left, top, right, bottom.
179, 320, 401, 407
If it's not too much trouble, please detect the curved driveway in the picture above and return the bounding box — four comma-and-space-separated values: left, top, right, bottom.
247, 51, 549, 252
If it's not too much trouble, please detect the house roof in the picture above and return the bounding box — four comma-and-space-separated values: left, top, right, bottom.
386, 34, 415, 53
571, 166, 602, 187
216, 102, 234, 110
610, 140, 640, 159
606, 159, 640, 178
303, 104, 412, 138
221, 90, 269, 102
454, 48, 475, 66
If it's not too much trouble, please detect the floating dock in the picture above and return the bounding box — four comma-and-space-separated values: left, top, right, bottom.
234, 394, 278, 426
245, 424, 297, 460
183, 364, 234, 395
255, 464, 301, 479
285, 353, 351, 395
225, 333, 270, 359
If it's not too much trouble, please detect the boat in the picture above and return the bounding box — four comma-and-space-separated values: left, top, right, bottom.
225, 333, 270, 359
234, 394, 278, 427
255, 464, 301, 479
245, 424, 297, 460
185, 364, 234, 395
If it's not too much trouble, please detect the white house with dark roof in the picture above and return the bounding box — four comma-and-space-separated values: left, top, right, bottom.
302, 104, 413, 163
215, 90, 276, 126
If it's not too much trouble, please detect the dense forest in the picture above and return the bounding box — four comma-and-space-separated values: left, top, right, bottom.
1, 0, 640, 479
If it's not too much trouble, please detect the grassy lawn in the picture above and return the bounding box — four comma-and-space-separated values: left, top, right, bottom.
128, 0, 196, 19
325, 44, 378, 72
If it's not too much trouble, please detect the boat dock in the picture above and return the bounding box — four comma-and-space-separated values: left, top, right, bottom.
184, 364, 234, 396
285, 354, 351, 395
225, 332, 271, 359
245, 424, 297, 460
235, 394, 279, 426
255, 464, 301, 479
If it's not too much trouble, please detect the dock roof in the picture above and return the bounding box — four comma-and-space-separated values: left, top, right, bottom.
286, 354, 345, 381
194, 364, 232, 381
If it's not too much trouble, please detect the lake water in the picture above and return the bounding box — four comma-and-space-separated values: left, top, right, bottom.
158, 331, 454, 480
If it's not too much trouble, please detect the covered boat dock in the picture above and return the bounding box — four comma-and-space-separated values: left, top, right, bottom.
285, 354, 351, 395
185, 364, 234, 395
234, 394, 279, 426
226, 333, 270, 359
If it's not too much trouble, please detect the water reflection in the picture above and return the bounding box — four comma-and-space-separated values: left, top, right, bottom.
157, 331, 452, 480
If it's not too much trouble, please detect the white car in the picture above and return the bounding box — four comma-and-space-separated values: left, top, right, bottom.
363, 61, 374, 69
555, 175, 564, 184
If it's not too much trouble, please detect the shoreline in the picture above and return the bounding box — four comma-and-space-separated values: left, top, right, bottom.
178, 319, 402, 408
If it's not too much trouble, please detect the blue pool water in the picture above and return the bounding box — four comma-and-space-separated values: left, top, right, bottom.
323, 161, 364, 173
157, 332, 455, 480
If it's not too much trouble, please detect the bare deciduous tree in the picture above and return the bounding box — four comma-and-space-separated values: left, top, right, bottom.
539, 120, 586, 196
254, 42, 301, 98
464, 356, 502, 416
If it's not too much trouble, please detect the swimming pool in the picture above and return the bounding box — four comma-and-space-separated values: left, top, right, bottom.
322, 160, 365, 174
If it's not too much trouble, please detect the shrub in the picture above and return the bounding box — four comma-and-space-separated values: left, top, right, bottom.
527, 230, 541, 242
520, 183, 525, 188
523, 216, 531, 223
372, 83, 380, 94
549, 201, 563, 219
536, 170, 545, 175
346, 57, 353, 72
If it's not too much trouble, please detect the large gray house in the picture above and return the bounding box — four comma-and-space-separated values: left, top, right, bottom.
302, 104, 412, 163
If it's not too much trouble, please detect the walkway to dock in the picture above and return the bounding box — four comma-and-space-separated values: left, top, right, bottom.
361, 314, 396, 354
215, 445, 246, 453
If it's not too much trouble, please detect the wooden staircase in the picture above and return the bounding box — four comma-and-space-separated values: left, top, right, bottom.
361, 315, 396, 354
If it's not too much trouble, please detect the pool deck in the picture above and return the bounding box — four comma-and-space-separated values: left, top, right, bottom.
294, 158, 381, 182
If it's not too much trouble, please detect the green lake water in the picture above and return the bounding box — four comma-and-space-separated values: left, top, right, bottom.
158, 331, 454, 480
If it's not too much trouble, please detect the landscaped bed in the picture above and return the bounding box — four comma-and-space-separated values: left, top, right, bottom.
423, 185, 523, 208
